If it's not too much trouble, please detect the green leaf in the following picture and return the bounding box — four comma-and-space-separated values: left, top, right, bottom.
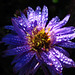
52, 0, 59, 3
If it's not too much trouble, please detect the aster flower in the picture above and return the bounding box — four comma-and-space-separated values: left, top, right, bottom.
2, 6, 75, 75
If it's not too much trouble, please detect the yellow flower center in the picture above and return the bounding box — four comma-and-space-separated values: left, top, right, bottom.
27, 27, 51, 52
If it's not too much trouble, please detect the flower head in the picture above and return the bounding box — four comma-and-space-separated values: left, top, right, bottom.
2, 6, 75, 75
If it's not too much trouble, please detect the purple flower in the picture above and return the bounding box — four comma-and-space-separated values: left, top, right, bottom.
2, 6, 75, 75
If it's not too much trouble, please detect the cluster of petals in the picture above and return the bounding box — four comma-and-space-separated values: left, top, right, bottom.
2, 5, 75, 75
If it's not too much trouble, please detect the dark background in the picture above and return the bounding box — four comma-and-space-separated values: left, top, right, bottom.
0, 0, 75, 75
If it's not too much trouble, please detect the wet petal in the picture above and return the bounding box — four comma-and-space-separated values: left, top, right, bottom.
20, 11, 27, 21
55, 26, 75, 35
56, 32, 75, 42
53, 14, 70, 29
3, 45, 30, 56
12, 16, 32, 34
49, 51, 63, 73
41, 5, 48, 27
47, 65, 63, 75
13, 51, 35, 72
27, 7, 34, 17
11, 18, 26, 39
58, 41, 75, 48
54, 46, 70, 57
27, 6, 41, 29
18, 61, 32, 75
41, 52, 52, 65
20, 11, 31, 28
29, 57, 38, 73
46, 16, 60, 30
27, 7, 35, 22
53, 48, 75, 67
4, 25, 14, 31
41, 51, 63, 74
18, 58, 38, 75
35, 6, 41, 12
35, 6, 41, 26
49, 16, 60, 25
2, 34, 26, 46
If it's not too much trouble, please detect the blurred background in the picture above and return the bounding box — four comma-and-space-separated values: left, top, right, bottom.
0, 0, 75, 75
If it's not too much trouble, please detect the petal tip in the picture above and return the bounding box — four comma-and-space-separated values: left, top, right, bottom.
36, 6, 41, 10
43, 5, 48, 10
65, 14, 70, 21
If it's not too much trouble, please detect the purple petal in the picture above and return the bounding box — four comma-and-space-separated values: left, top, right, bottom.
54, 46, 70, 57
53, 48, 75, 68
56, 32, 75, 42
41, 5, 48, 27
12, 16, 33, 34
27, 7, 35, 22
48, 51, 63, 73
49, 16, 60, 24
11, 18, 26, 39
13, 51, 35, 72
4, 45, 30, 56
20, 11, 32, 29
55, 26, 75, 35
25, 6, 41, 31
46, 16, 60, 29
41, 52, 52, 64
58, 41, 75, 48
53, 14, 70, 29
2, 34, 26, 46
41, 52, 63, 74
35, 6, 41, 26
20, 11, 27, 20
28, 12, 35, 23
4, 25, 14, 31
27, 8, 38, 31
35, 6, 41, 15
27, 7, 34, 17
18, 62, 30, 75
47, 65, 63, 75
35, 6, 41, 11
29, 57, 38, 73
12, 17, 28, 32
47, 66, 57, 75
18, 57, 38, 75
18, 63, 30, 75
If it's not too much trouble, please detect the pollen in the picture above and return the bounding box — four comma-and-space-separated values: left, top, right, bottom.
27, 27, 51, 52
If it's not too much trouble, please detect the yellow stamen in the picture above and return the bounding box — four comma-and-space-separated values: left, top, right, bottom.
27, 27, 51, 52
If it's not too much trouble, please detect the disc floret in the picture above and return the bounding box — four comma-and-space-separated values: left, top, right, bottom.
27, 28, 50, 52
